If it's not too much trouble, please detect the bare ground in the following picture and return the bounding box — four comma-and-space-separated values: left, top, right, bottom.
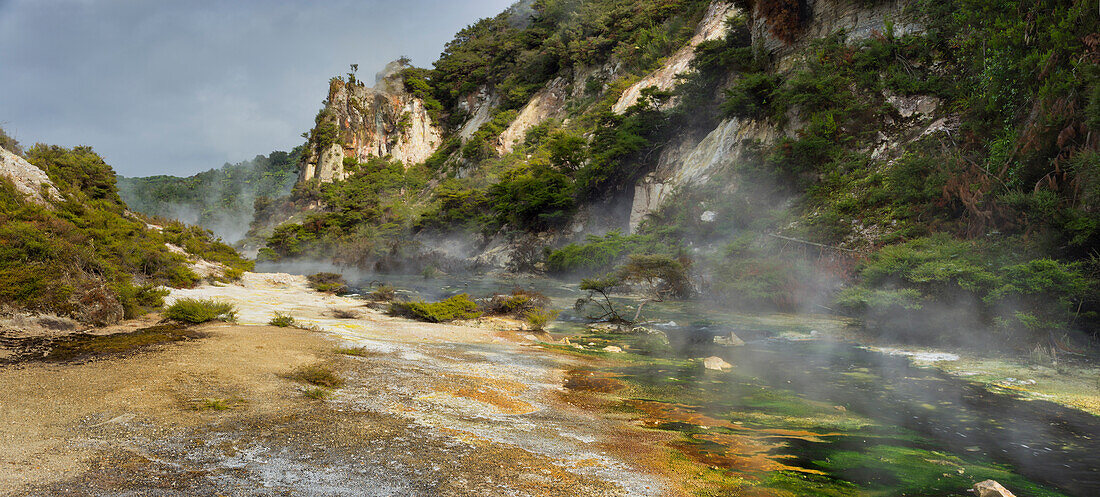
0, 273, 675, 496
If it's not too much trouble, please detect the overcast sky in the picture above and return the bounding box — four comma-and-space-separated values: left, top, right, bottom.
0, 0, 515, 176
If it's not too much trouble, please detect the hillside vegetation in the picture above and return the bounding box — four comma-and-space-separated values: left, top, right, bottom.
117, 147, 301, 244
0, 133, 251, 325
202, 0, 1100, 345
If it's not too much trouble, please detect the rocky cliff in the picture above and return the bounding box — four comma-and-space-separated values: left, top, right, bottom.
627, 0, 923, 233
0, 146, 60, 205
298, 61, 444, 183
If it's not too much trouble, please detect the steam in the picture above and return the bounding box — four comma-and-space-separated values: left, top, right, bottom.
117, 152, 298, 244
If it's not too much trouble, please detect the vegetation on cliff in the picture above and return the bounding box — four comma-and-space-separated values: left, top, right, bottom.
256, 0, 1098, 345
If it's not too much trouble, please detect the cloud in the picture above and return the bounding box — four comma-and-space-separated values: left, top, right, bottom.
0, 0, 516, 176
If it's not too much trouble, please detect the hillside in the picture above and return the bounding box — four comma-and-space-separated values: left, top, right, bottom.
117, 147, 301, 245
243, 0, 1098, 345
0, 128, 251, 327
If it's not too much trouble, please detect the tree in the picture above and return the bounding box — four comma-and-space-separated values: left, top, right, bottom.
574, 254, 691, 326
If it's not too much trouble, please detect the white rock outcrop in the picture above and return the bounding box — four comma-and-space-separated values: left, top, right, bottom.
299, 63, 444, 184
0, 146, 61, 205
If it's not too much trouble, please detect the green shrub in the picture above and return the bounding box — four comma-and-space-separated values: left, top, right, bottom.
388, 293, 482, 323
368, 285, 397, 301
165, 298, 236, 324
839, 236, 1097, 338
268, 312, 297, 327
481, 289, 551, 317
547, 231, 673, 273
303, 387, 331, 399
307, 272, 348, 294
524, 308, 559, 331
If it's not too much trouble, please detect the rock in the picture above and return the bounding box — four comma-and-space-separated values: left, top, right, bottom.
702, 356, 733, 371
602, 346, 623, 353
699, 210, 717, 222
524, 334, 538, 341
973, 480, 1016, 497
0, 145, 61, 205
713, 332, 745, 347
298, 62, 443, 184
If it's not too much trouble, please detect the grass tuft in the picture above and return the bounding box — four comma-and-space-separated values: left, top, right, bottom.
303, 387, 331, 399
291, 364, 343, 388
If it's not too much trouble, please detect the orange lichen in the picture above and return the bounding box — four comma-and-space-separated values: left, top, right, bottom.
430, 373, 535, 414
563, 369, 625, 393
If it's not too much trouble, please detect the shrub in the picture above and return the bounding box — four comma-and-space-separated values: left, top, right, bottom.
524, 308, 559, 331
291, 364, 343, 388
481, 289, 551, 317
388, 293, 482, 323
547, 231, 673, 274
268, 312, 297, 327
165, 298, 236, 324
330, 308, 360, 319
307, 272, 348, 294
368, 284, 397, 301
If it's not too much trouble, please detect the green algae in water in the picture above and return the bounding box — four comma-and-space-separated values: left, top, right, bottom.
603, 351, 1074, 497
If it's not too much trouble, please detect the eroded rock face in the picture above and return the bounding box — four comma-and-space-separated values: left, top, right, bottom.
494, 59, 621, 155
613, 2, 738, 114
299, 62, 443, 184
627, 0, 923, 232
753, 0, 922, 60
0, 145, 61, 205
628, 117, 781, 232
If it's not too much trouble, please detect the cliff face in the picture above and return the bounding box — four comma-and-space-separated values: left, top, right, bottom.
626, 0, 922, 232
298, 63, 443, 184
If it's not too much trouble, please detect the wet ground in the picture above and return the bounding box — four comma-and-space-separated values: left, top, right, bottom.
4, 271, 1098, 496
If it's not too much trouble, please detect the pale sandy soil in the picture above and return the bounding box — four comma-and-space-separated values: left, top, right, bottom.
0, 273, 675, 496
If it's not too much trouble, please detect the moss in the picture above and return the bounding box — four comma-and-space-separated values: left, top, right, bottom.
44, 324, 205, 362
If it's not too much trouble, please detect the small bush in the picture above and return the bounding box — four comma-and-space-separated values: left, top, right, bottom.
268, 312, 297, 327
481, 289, 551, 317
303, 387, 331, 399
165, 298, 236, 324
291, 364, 343, 388
330, 308, 360, 319
368, 284, 397, 301
388, 293, 482, 323
525, 308, 559, 331
307, 272, 348, 294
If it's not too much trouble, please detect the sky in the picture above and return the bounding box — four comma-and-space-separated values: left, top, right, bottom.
0, 0, 516, 177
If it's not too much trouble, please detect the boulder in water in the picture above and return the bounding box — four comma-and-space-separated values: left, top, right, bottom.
972, 480, 1015, 497
713, 332, 745, 346
702, 356, 733, 371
